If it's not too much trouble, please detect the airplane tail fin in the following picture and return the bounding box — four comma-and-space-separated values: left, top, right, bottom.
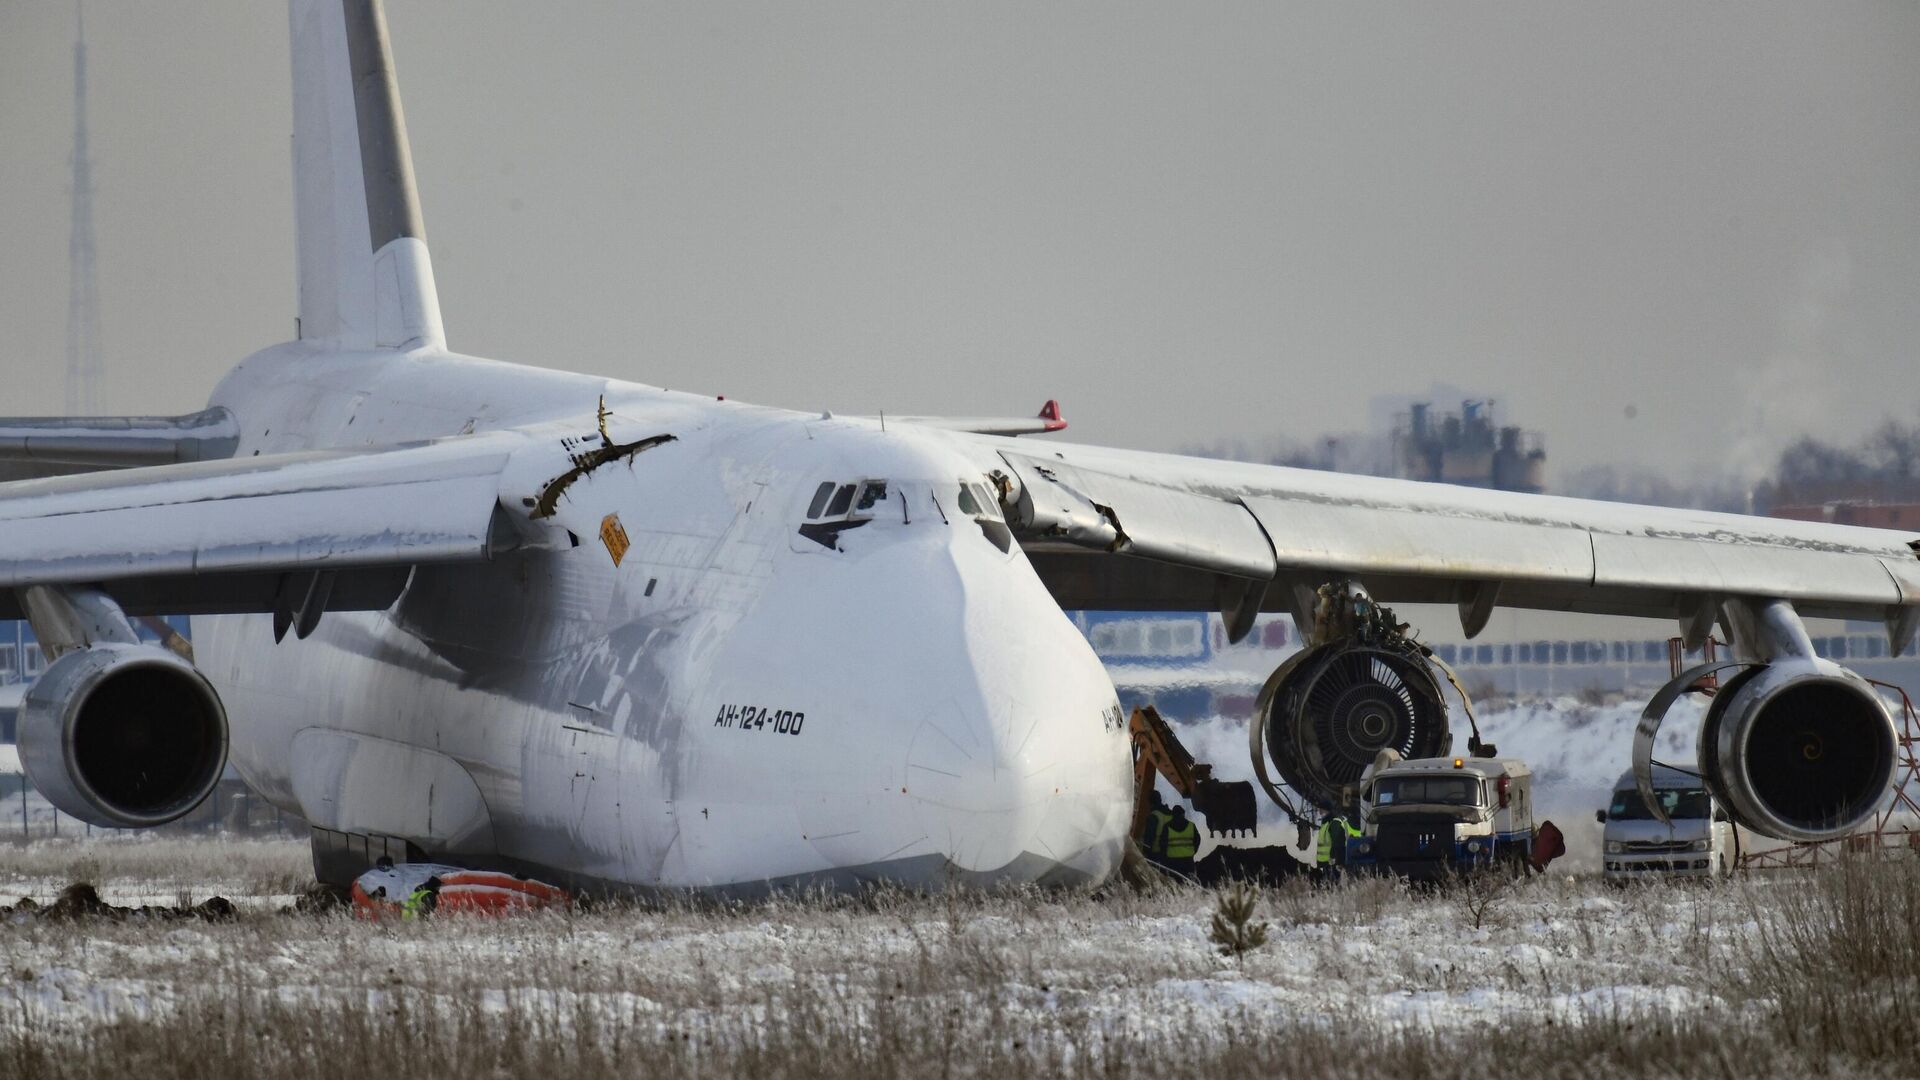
289, 0, 445, 351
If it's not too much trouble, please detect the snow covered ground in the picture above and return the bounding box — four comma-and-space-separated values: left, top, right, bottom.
0, 854, 1743, 1037
3, 835, 1916, 1078
0, 686, 1911, 1077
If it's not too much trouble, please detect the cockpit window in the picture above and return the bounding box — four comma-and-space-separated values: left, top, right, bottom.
958, 480, 1012, 552
798, 477, 1010, 554
956, 483, 1002, 519
800, 479, 875, 551
807, 480, 888, 524
806, 482, 836, 519
825, 484, 856, 518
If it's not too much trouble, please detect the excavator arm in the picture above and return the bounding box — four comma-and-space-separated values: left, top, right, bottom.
1128, 705, 1258, 839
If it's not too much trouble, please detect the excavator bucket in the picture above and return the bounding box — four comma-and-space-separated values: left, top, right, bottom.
1194, 778, 1258, 837
1127, 704, 1258, 839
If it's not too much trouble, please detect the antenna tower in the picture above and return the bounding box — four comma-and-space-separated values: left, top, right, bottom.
65, 4, 103, 415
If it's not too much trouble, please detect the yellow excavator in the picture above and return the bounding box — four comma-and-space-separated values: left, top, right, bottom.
1127, 705, 1258, 847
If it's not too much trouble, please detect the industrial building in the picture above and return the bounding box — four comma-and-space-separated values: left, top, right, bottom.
1392, 400, 1547, 493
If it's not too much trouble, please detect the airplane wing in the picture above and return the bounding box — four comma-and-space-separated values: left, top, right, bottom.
0, 434, 521, 623
966, 436, 1920, 646
0, 409, 240, 483
889, 400, 1068, 437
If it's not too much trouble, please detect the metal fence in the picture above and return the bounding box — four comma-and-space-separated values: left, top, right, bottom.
2, 775, 305, 842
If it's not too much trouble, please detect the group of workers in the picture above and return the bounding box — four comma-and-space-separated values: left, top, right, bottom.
1139, 791, 1202, 875
1140, 791, 1363, 881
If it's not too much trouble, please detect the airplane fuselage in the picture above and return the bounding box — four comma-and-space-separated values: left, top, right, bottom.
194, 344, 1133, 892
10, 0, 1911, 899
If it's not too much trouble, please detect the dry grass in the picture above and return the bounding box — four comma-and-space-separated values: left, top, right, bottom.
1, 844, 1916, 1078
1728, 856, 1920, 1063
0, 989, 1867, 1080
0, 835, 311, 899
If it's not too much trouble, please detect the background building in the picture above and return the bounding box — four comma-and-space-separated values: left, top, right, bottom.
1393, 400, 1547, 493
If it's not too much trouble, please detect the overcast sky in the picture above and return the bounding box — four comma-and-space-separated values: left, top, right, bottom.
2, 2, 1916, 479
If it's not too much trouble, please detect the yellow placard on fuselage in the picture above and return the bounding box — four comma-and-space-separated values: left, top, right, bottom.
600, 512, 631, 567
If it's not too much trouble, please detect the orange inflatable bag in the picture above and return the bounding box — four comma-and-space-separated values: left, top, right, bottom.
350, 863, 571, 919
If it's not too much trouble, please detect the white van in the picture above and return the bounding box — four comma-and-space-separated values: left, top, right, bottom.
1596, 765, 1733, 881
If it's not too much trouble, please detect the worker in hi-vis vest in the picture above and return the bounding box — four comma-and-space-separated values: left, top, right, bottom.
402, 876, 442, 919
1141, 790, 1174, 867
1316, 811, 1362, 881
1160, 804, 1200, 876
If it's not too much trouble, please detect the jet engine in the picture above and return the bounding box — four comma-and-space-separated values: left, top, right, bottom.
1257, 638, 1451, 812
17, 643, 229, 828
1697, 660, 1898, 843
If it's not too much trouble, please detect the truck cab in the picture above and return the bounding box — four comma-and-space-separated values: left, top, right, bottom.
1597, 765, 1732, 882
1347, 754, 1536, 880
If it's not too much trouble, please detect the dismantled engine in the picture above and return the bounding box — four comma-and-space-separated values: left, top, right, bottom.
1256, 584, 1452, 813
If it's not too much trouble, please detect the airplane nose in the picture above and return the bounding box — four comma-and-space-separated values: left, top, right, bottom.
732, 508, 1132, 889
901, 602, 1131, 880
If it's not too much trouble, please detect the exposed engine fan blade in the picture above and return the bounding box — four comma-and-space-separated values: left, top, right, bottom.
1261, 641, 1451, 812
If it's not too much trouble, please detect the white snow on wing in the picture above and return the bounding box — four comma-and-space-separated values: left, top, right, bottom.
968, 433, 1920, 614
1240, 494, 1592, 583
0, 435, 518, 588
1001, 451, 1276, 579
993, 435, 1920, 556
1590, 531, 1915, 606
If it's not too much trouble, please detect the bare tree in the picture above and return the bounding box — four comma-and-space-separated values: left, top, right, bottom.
1448, 863, 1516, 931
1868, 418, 1920, 486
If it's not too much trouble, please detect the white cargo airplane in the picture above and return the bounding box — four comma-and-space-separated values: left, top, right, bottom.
5, 0, 1916, 894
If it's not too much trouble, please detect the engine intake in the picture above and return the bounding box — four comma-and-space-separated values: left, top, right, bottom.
1700, 661, 1897, 843
1258, 641, 1451, 812
17, 644, 229, 828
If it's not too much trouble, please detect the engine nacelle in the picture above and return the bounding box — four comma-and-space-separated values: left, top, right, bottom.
1258, 640, 1451, 812
1699, 660, 1897, 843
17, 643, 229, 828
